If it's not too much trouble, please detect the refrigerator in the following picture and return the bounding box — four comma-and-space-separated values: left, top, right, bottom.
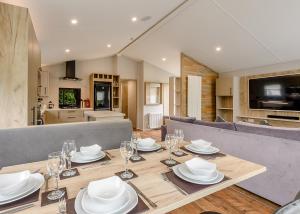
94, 82, 111, 110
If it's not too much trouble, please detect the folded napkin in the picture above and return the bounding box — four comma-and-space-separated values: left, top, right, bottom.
137, 138, 155, 148
80, 144, 102, 156
0, 170, 30, 195
191, 139, 212, 149
185, 158, 216, 176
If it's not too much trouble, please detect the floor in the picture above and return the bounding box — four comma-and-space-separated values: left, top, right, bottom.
135, 129, 280, 214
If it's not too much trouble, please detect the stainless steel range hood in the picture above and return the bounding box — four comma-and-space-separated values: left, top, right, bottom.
60, 60, 82, 81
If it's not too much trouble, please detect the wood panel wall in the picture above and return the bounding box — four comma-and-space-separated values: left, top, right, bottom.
0, 2, 40, 128
240, 70, 300, 127
180, 54, 218, 121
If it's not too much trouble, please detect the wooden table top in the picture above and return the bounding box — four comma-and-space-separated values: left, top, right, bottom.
0, 142, 266, 214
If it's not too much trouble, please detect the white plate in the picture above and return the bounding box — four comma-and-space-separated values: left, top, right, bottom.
178, 164, 218, 181
0, 173, 44, 205
72, 151, 106, 163
137, 143, 161, 152
75, 183, 138, 214
173, 164, 224, 185
81, 188, 129, 214
185, 145, 220, 155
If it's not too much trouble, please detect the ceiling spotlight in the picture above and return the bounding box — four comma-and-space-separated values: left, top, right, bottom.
65, 49, 70, 53
131, 17, 137, 22
107, 44, 111, 48
215, 46, 222, 52
70, 19, 78, 25
162, 58, 167, 61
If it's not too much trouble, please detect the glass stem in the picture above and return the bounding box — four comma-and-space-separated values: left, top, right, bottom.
55, 175, 59, 190
125, 158, 128, 173
169, 148, 172, 161
68, 157, 71, 171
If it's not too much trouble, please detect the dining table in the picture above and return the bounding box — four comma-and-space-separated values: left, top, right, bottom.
0, 141, 266, 214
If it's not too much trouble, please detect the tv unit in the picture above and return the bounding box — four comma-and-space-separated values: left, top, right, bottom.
249, 75, 300, 111
59, 88, 81, 108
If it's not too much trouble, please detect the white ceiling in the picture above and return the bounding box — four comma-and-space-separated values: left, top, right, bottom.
122, 0, 300, 75
3, 0, 300, 75
1, 0, 184, 65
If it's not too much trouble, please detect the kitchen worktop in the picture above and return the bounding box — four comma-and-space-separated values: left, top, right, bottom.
84, 110, 125, 118
45, 108, 93, 112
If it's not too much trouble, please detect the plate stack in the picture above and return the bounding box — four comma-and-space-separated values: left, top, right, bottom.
173, 158, 224, 185
72, 144, 106, 164
137, 138, 161, 152
185, 139, 219, 154
0, 171, 44, 205
75, 176, 138, 214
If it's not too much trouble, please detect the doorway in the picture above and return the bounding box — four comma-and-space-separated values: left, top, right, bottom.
121, 80, 137, 128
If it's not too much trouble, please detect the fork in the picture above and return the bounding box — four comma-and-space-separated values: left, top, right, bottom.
161, 173, 188, 195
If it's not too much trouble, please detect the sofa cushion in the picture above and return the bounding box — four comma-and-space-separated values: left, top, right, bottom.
193, 120, 235, 130
169, 116, 196, 123
235, 121, 300, 141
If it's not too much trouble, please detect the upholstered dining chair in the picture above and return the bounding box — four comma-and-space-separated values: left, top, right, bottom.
273, 191, 300, 214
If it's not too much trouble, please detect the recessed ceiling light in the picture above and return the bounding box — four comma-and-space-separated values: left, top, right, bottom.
71, 19, 78, 25
131, 17, 137, 22
107, 44, 111, 48
162, 58, 167, 61
215, 46, 222, 52
65, 49, 70, 53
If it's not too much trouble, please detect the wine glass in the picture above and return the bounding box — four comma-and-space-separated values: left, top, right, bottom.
62, 140, 77, 177
120, 141, 134, 179
131, 132, 141, 161
174, 129, 184, 156
47, 152, 65, 200
164, 134, 177, 165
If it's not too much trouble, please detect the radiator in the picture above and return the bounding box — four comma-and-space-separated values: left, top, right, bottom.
148, 113, 163, 129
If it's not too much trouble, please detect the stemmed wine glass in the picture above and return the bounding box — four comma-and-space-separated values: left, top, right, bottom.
174, 129, 184, 156
131, 132, 141, 161
62, 140, 77, 177
120, 141, 134, 179
164, 134, 177, 165
47, 151, 65, 200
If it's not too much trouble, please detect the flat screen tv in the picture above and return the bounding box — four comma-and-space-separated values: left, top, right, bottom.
59, 88, 81, 108
249, 75, 300, 111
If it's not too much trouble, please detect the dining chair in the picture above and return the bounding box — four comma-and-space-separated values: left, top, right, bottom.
273, 191, 300, 214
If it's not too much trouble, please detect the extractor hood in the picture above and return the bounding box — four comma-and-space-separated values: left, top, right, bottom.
60, 60, 82, 81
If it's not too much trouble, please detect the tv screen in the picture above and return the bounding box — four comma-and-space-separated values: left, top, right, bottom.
249, 75, 300, 111
59, 88, 81, 108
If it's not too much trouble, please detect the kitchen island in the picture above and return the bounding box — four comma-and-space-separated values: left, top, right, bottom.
84, 110, 125, 121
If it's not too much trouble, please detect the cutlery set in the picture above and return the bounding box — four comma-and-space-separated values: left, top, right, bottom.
0, 203, 35, 214
161, 173, 188, 195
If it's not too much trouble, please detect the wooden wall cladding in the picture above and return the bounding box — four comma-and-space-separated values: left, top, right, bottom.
180, 54, 218, 121
240, 70, 300, 127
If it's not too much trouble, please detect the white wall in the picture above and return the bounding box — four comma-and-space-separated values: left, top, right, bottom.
144, 61, 171, 83
142, 61, 172, 130
115, 55, 138, 80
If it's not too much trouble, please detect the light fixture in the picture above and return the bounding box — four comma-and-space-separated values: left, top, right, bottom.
107, 44, 111, 48
215, 46, 222, 52
162, 58, 167, 61
131, 17, 137, 22
71, 19, 78, 25
65, 49, 70, 53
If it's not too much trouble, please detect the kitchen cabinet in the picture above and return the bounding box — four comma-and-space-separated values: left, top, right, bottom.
216, 77, 233, 96
44, 109, 92, 124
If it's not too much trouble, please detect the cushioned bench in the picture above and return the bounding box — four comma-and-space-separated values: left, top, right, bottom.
0, 120, 132, 168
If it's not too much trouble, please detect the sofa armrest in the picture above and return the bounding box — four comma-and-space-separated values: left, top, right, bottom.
161, 125, 167, 141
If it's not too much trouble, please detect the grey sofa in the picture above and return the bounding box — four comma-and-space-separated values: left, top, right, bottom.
164, 117, 300, 206
0, 120, 132, 168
